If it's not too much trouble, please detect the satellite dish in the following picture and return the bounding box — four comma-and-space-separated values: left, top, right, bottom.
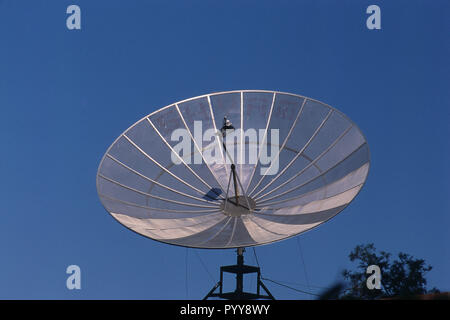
97, 90, 370, 250
97, 90, 370, 299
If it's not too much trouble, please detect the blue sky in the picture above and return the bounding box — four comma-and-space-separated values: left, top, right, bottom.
0, 0, 448, 299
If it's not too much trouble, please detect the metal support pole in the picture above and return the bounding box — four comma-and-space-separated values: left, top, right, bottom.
231, 164, 239, 205
236, 248, 244, 294
203, 282, 221, 300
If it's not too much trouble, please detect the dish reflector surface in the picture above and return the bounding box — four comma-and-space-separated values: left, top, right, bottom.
97, 90, 370, 248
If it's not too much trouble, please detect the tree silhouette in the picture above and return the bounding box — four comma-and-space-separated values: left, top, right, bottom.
341, 244, 438, 299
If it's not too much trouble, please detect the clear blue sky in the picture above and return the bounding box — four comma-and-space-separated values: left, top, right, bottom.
0, 0, 448, 299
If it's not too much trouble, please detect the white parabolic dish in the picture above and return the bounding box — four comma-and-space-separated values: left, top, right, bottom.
96, 90, 370, 248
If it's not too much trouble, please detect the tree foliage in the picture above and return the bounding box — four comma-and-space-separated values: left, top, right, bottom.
341, 244, 437, 299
